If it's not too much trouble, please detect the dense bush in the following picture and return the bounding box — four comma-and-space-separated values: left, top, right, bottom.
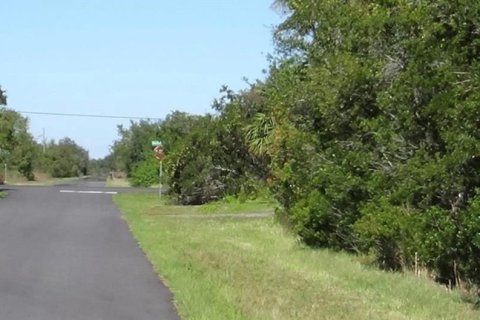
0, 104, 37, 180
130, 157, 159, 187
108, 89, 269, 204
104, 0, 480, 289
44, 138, 89, 178
260, 0, 480, 287
110, 120, 161, 176
0, 90, 90, 180
166, 107, 264, 205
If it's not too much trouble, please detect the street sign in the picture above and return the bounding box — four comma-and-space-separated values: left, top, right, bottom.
154, 145, 165, 161
151, 144, 165, 199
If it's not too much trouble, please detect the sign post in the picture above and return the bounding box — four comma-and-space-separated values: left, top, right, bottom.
152, 141, 165, 199
159, 160, 163, 199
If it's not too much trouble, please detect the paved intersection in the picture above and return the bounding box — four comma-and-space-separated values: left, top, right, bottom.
0, 181, 179, 320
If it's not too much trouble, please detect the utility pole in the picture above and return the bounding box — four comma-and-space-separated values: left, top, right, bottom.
42, 128, 46, 153
37, 129, 46, 153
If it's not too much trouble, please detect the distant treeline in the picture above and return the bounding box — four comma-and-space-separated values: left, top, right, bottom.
0, 88, 89, 179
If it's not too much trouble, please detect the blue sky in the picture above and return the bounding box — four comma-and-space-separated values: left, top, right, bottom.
1, 1, 282, 158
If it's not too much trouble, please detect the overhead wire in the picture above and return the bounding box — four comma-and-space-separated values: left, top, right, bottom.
15, 110, 162, 121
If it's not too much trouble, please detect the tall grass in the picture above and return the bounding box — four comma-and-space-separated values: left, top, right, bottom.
114, 193, 478, 320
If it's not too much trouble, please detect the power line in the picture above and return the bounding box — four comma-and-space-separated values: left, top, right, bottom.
15, 110, 162, 121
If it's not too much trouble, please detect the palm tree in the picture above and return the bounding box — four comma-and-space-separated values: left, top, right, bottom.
245, 113, 276, 158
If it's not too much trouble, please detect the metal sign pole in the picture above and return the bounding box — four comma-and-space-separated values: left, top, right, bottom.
159, 160, 163, 199
152, 140, 165, 201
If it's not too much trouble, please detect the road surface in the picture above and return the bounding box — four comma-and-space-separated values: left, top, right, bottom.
0, 182, 179, 320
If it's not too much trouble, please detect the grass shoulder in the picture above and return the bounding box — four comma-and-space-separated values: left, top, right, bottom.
106, 177, 131, 188
106, 177, 163, 189
114, 193, 478, 320
199, 195, 275, 214
6, 171, 80, 186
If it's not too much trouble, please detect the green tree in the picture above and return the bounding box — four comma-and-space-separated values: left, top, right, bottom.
258, 0, 480, 287
165, 86, 270, 204
88, 156, 115, 178
0, 105, 36, 180
110, 120, 161, 175
45, 138, 89, 178
130, 157, 159, 187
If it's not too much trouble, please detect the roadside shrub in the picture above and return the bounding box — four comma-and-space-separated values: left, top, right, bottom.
260, 0, 480, 290
355, 199, 422, 271
290, 190, 336, 247
416, 194, 480, 287
168, 146, 229, 205
46, 138, 89, 177
130, 158, 158, 187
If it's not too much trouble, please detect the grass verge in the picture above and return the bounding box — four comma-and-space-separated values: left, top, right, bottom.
106, 177, 162, 189
6, 171, 80, 186
199, 195, 275, 214
106, 177, 131, 188
11, 177, 79, 186
114, 193, 478, 320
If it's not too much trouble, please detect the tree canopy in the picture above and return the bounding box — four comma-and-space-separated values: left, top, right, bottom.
0, 106, 37, 180
85, 0, 480, 290
3, 0, 480, 308
259, 0, 480, 287
0, 85, 92, 180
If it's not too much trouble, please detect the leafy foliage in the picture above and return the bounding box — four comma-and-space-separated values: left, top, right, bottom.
42, 138, 89, 178
108, 87, 269, 203
0, 106, 36, 180
130, 157, 159, 187
0, 86, 90, 180
258, 0, 480, 288
166, 87, 270, 204
110, 120, 161, 176
105, 0, 480, 290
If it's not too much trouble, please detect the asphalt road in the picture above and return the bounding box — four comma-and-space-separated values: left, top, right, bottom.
0, 182, 179, 320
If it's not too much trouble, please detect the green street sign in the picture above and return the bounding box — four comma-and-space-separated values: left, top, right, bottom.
151, 140, 162, 147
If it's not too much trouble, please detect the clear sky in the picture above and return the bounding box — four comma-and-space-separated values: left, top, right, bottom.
1, 0, 282, 159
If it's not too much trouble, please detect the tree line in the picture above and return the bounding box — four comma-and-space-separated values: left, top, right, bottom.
107, 1, 480, 292
0, 87, 89, 180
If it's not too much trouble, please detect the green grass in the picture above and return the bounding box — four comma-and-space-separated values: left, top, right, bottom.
114, 193, 479, 320
106, 177, 131, 188
5, 171, 81, 186
9, 177, 79, 186
0, 191, 6, 198
199, 195, 275, 214
106, 177, 163, 189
